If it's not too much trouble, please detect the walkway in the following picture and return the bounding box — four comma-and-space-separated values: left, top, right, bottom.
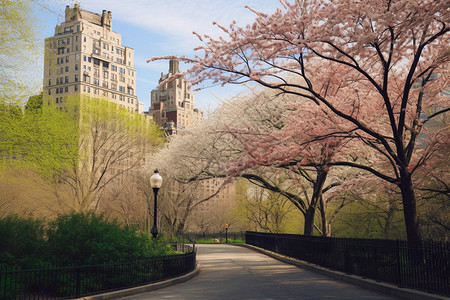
121, 244, 399, 300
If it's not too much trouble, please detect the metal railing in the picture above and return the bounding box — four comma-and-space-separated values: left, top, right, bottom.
246, 231, 449, 297
0, 248, 196, 299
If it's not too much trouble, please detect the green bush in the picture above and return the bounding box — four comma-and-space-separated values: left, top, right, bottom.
0, 215, 47, 268
46, 212, 174, 265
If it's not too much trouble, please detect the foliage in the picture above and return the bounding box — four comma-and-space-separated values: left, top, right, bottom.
46, 212, 175, 265
0, 215, 47, 268
0, 0, 41, 104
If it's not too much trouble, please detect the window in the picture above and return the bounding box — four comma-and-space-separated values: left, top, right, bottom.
75, 46, 79, 51
119, 86, 125, 92
56, 89, 59, 94
65, 76, 68, 83
75, 64, 78, 70
75, 36, 79, 42
93, 58, 100, 66
65, 56, 69, 63
103, 71, 109, 79
88, 57, 91, 63
75, 74, 79, 81
119, 67, 125, 74
83, 36, 86, 42
83, 55, 86, 61
55, 98, 59, 103
74, 85, 78, 92
77, 25, 80, 32
48, 89, 51, 95
83, 75, 90, 83
75, 54, 80, 61
65, 86, 68, 92
111, 65, 117, 71
48, 79, 51, 86
67, 38, 70, 44
93, 49, 100, 55
94, 79, 99, 86
66, 48, 69, 53
65, 66, 69, 72
102, 61, 109, 68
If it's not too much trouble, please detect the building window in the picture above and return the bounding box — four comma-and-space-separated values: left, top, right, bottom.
75, 45, 79, 51
67, 38, 70, 44
48, 79, 51, 86
55, 98, 59, 103
84, 36, 86, 42
111, 65, 117, 72
75, 54, 80, 61
48, 89, 51, 95
65, 56, 69, 63
75, 35, 79, 42
66, 48, 69, 53
65, 76, 68, 83
83, 55, 86, 62
75, 74, 79, 81
75, 64, 78, 70
74, 85, 78, 92
65, 86, 68, 93
65, 66, 69, 72
56, 89, 59, 94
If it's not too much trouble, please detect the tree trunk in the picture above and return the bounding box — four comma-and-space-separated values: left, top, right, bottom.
399, 172, 421, 241
319, 195, 331, 237
304, 206, 315, 236
303, 168, 328, 236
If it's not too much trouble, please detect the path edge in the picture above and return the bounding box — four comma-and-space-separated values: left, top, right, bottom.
236, 243, 449, 300
73, 265, 201, 300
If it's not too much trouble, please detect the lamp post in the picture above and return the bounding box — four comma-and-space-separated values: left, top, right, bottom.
150, 169, 162, 239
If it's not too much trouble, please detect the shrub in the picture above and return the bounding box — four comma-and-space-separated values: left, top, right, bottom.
46, 212, 174, 265
0, 215, 47, 268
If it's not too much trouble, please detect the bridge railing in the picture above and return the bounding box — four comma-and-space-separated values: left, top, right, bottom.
246, 231, 449, 297
0, 248, 196, 300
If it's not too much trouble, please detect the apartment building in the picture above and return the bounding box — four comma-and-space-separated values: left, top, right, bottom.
149, 59, 204, 133
43, 4, 140, 113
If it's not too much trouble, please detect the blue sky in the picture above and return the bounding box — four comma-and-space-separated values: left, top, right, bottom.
31, 0, 280, 114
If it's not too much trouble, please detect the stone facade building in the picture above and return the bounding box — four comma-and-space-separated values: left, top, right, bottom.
149, 59, 204, 133
43, 4, 143, 113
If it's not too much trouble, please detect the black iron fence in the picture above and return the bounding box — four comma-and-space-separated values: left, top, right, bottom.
246, 231, 449, 297
0, 246, 196, 299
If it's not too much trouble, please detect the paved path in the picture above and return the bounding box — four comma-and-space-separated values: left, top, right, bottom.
121, 244, 399, 300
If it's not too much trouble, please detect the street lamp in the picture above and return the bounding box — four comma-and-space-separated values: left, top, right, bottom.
150, 169, 163, 239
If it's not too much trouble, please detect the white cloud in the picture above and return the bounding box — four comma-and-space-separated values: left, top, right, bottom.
78, 0, 279, 51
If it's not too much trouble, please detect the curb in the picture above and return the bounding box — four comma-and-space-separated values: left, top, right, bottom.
237, 244, 449, 300
73, 265, 201, 300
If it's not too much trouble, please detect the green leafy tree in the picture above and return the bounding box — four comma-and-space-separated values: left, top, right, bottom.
0, 0, 41, 104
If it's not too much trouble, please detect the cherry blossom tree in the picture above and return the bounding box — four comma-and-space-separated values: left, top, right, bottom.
150, 0, 449, 241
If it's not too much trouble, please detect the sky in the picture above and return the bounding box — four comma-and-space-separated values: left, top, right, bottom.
31, 0, 281, 114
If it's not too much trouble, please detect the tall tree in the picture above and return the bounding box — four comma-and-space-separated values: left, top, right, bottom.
151, 0, 449, 241
0, 0, 41, 104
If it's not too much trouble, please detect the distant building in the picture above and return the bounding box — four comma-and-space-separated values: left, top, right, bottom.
149, 59, 204, 133
43, 4, 138, 113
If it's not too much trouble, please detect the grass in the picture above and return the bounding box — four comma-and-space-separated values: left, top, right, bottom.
195, 238, 245, 244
